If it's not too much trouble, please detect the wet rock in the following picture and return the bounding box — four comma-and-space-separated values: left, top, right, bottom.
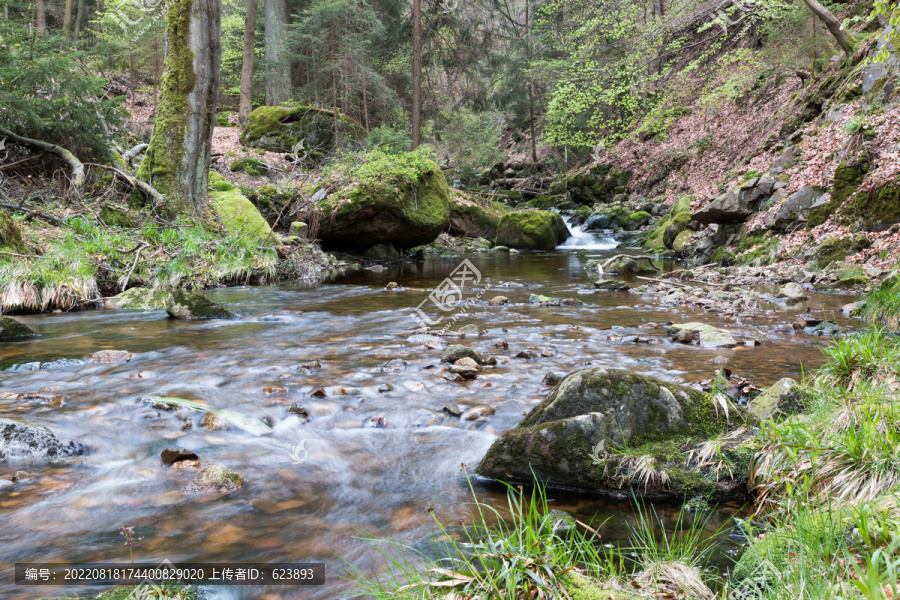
289, 403, 309, 417
363, 242, 400, 261
0, 418, 87, 462
0, 479, 14, 490
457, 324, 480, 336
0, 316, 37, 341
492, 340, 509, 349
184, 465, 243, 493
90, 350, 133, 364
749, 378, 805, 421
777, 282, 808, 302
12, 470, 31, 482
454, 357, 481, 370
449, 364, 479, 380
300, 360, 322, 369
160, 448, 200, 466
495, 210, 570, 250
462, 406, 495, 421
593, 280, 630, 292
408, 334, 447, 349
200, 412, 228, 431
377, 384, 394, 393
841, 302, 859, 315
529, 294, 559, 305
310, 387, 327, 397
667, 323, 736, 348
808, 321, 841, 336
366, 416, 388, 428
602, 255, 658, 275
442, 344, 482, 364
166, 290, 237, 320
442, 403, 462, 417
488, 296, 508, 306
107, 287, 172, 310
542, 371, 562, 386
484, 356, 498, 366
39, 359, 84, 371
385, 281, 398, 290
476, 367, 748, 499
671, 329, 696, 344
515, 350, 536, 359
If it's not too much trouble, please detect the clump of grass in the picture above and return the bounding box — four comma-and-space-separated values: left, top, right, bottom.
860, 282, 900, 331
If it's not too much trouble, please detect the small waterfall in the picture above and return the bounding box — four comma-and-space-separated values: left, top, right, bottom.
558, 216, 619, 250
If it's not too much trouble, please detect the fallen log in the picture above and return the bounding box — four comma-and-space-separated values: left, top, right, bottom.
0, 128, 85, 191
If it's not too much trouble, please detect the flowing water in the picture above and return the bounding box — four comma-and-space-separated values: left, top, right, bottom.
0, 247, 856, 599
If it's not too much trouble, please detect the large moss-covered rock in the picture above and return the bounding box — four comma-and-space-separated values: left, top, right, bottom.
208, 172, 279, 246
315, 152, 450, 250
844, 182, 900, 231
495, 210, 570, 250
644, 196, 691, 252
108, 287, 173, 310
809, 235, 870, 269
448, 198, 508, 239
166, 289, 237, 320
239, 105, 364, 159
553, 164, 633, 205
808, 159, 868, 229
476, 367, 749, 499
0, 316, 36, 341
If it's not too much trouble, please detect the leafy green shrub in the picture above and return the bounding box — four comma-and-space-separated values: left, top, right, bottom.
365, 126, 412, 154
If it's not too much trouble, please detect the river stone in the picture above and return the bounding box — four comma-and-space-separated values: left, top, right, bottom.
462, 406, 495, 420
91, 350, 133, 364
108, 287, 173, 310
160, 448, 200, 466
449, 364, 478, 379
667, 323, 736, 348
184, 465, 243, 493
749, 378, 805, 421
200, 412, 228, 431
602, 256, 658, 275
454, 357, 480, 370
672, 329, 696, 344
488, 296, 508, 306
166, 290, 237, 320
0, 418, 86, 462
407, 334, 446, 349
0, 316, 36, 341
457, 324, 481, 336
594, 280, 630, 291
442, 344, 482, 364
476, 367, 748, 499
777, 282, 808, 302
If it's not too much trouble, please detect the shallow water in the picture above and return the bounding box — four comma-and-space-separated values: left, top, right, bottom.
0, 247, 856, 599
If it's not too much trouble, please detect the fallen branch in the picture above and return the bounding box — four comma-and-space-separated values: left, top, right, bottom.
85, 163, 165, 209
122, 143, 149, 165
0, 127, 85, 191
0, 202, 63, 226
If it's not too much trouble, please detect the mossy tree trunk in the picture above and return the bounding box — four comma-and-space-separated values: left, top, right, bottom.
264, 0, 291, 105
138, 0, 221, 218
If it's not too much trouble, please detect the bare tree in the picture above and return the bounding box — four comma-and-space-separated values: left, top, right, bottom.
240, 0, 259, 123
411, 0, 422, 149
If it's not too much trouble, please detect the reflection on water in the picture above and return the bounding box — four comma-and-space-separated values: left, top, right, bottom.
0, 249, 856, 599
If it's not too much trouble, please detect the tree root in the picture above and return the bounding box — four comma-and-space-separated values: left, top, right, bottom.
0, 127, 85, 191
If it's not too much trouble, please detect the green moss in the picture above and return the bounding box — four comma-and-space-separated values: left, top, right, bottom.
495, 210, 565, 250
136, 0, 197, 215
99, 206, 135, 228
109, 287, 173, 310
239, 105, 364, 157
643, 195, 691, 252
844, 183, 900, 231
208, 172, 278, 245
672, 230, 691, 252
621, 210, 652, 231
809, 159, 869, 229
449, 200, 505, 239
0, 211, 24, 252
562, 574, 642, 600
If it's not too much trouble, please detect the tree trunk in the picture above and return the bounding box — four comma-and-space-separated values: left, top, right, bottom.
264, 0, 291, 105
137, 0, 221, 218
525, 0, 537, 163
35, 0, 46, 36
239, 0, 258, 124
63, 0, 73, 40
411, 0, 421, 150
800, 0, 855, 55
73, 0, 85, 41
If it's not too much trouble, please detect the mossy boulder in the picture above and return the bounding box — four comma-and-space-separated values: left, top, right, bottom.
749, 378, 805, 421
495, 210, 570, 250
644, 196, 691, 252
229, 157, 269, 176
808, 159, 869, 229
208, 172, 279, 246
239, 105, 364, 160
99, 206, 136, 228
621, 210, 652, 231
476, 367, 749, 499
602, 255, 659, 275
315, 152, 450, 250
667, 323, 737, 348
553, 164, 633, 205
165, 289, 237, 320
108, 287, 173, 310
844, 182, 900, 231
809, 235, 870, 269
448, 199, 508, 239
0, 316, 36, 341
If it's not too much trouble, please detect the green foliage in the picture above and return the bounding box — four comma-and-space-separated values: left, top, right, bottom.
365, 125, 412, 153
350, 148, 436, 188
860, 281, 900, 330
435, 110, 505, 185
0, 19, 123, 160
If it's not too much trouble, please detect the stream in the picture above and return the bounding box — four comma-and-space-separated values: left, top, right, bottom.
0, 225, 856, 599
